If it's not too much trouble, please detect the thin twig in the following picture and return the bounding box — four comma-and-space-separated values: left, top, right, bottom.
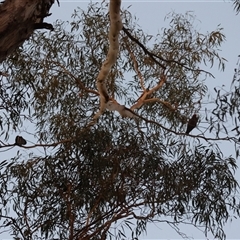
52, 61, 99, 96
122, 26, 166, 70
125, 43, 145, 91
122, 26, 215, 78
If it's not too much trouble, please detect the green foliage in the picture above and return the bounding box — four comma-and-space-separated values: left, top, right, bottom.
0, 2, 239, 240
0, 70, 29, 138
211, 56, 240, 157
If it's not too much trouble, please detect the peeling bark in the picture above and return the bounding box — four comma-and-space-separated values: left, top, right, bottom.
0, 0, 57, 63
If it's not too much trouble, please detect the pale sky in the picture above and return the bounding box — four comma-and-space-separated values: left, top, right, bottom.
2, 1, 240, 239
47, 1, 240, 239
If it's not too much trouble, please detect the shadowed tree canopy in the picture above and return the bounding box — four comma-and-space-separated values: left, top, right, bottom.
0, 1, 240, 240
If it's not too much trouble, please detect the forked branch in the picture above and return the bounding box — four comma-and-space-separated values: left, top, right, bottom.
90, 0, 123, 125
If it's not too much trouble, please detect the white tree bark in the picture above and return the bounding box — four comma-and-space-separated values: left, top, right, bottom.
90, 1, 171, 122
92, 0, 123, 123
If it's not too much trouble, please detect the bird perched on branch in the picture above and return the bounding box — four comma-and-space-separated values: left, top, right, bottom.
15, 136, 27, 146
186, 114, 199, 135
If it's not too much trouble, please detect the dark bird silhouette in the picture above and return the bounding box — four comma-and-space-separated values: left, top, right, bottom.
15, 136, 27, 146
186, 114, 199, 134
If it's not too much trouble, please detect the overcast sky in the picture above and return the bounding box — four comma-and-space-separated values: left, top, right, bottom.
49, 0, 240, 239
2, 1, 240, 239
47, 1, 240, 239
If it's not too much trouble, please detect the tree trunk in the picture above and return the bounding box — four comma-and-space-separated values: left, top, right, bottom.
0, 0, 57, 63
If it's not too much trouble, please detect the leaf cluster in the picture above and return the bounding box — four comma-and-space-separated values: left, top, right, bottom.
0, 2, 239, 240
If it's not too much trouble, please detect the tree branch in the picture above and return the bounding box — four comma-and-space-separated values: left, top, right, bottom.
143, 98, 176, 111
90, 0, 122, 126
126, 43, 145, 91
122, 26, 166, 70
52, 61, 99, 97
122, 26, 215, 78
104, 99, 237, 143
130, 73, 168, 110
0, 0, 57, 63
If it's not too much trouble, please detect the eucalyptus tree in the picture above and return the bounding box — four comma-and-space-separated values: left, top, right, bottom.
0, 1, 239, 240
